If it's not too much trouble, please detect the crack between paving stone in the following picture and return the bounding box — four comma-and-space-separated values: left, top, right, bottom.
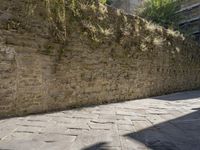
16, 124, 45, 128
90, 120, 114, 124
15, 131, 34, 134
87, 123, 111, 131
44, 140, 56, 143
67, 127, 90, 131
38, 131, 78, 136
0, 127, 18, 141
27, 119, 47, 122
115, 124, 124, 150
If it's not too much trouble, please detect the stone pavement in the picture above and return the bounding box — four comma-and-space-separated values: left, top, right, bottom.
0, 90, 200, 150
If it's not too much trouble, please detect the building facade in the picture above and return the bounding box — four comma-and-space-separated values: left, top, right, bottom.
177, 0, 200, 41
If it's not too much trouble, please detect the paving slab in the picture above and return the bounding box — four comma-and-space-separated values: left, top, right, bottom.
0, 90, 200, 150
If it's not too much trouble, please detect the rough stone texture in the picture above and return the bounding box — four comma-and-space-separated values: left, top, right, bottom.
0, 90, 200, 150
0, 0, 200, 118
0, 46, 16, 116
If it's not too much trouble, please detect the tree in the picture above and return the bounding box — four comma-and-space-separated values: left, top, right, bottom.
137, 0, 180, 28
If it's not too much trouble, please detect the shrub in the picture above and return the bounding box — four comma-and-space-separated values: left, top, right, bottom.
100, 0, 113, 5
137, 0, 180, 28
106, 0, 113, 5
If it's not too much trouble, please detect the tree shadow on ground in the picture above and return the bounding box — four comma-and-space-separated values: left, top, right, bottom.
124, 108, 200, 150
154, 90, 200, 101
82, 142, 108, 150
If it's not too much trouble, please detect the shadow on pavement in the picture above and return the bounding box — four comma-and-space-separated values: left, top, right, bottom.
82, 142, 108, 150
124, 108, 200, 150
154, 90, 200, 101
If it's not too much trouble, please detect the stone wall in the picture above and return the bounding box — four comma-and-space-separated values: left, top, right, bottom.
0, 0, 200, 118
0, 46, 16, 116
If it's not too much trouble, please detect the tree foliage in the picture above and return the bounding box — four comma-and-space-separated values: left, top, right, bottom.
137, 0, 180, 28
99, 0, 113, 5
